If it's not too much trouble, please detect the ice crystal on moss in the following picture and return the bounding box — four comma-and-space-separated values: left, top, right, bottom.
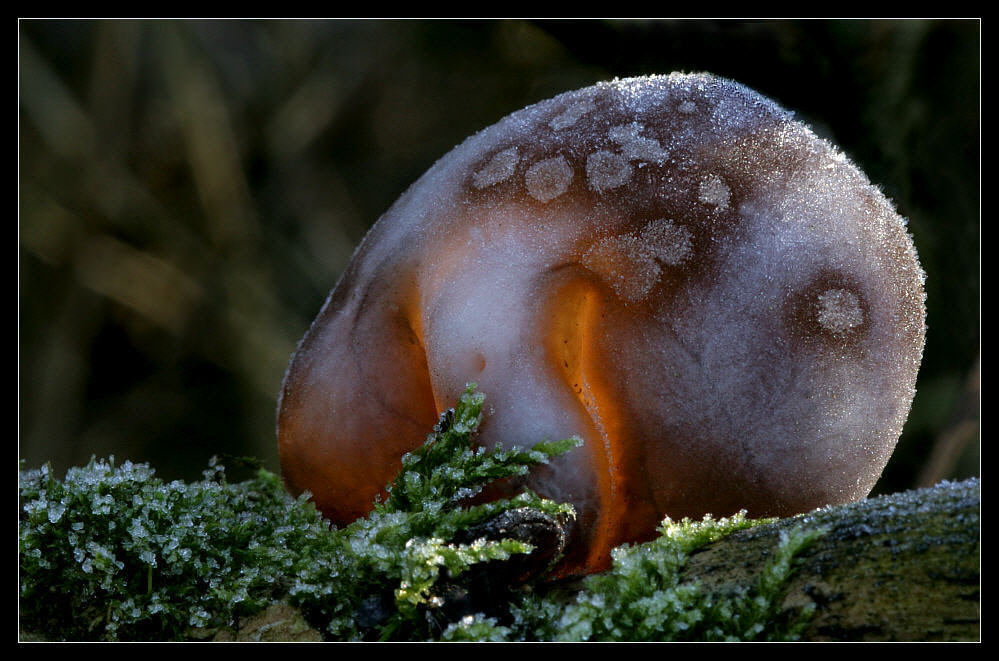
511, 513, 823, 642
20, 385, 820, 642
19, 456, 339, 641
19, 386, 578, 642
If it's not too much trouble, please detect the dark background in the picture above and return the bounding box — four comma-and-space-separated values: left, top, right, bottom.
19, 19, 979, 496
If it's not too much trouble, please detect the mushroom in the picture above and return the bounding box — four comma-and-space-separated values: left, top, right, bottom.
276, 73, 926, 575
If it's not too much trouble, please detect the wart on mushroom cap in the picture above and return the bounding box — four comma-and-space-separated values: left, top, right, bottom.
276, 73, 927, 577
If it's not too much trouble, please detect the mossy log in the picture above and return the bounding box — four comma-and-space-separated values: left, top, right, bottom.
680, 478, 980, 642
192, 478, 979, 642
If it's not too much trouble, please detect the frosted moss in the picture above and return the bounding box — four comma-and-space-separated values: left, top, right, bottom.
511, 513, 824, 642
19, 386, 578, 642
20, 384, 823, 642
19, 456, 330, 641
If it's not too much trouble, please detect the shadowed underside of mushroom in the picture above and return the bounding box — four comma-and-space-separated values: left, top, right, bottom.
276, 73, 926, 576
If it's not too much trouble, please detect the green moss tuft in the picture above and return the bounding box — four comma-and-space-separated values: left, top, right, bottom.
19, 385, 577, 641
510, 514, 822, 641
19, 456, 335, 640
20, 385, 821, 641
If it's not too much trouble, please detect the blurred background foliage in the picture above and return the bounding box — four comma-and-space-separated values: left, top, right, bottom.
19, 19, 979, 496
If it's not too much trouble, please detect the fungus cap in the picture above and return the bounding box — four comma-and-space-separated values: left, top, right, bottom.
277, 73, 926, 576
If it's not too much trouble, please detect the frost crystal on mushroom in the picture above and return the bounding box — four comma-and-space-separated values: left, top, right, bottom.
550, 97, 596, 131
582, 234, 662, 303
641, 218, 692, 266
817, 288, 864, 333
608, 123, 669, 165
472, 147, 519, 189
586, 150, 632, 192
698, 174, 731, 210
525, 156, 573, 202
581, 219, 694, 303
278, 73, 926, 578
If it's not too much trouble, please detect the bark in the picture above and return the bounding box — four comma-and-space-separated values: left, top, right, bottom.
682, 478, 980, 641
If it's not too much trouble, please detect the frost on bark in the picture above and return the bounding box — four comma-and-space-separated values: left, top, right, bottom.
680, 478, 980, 641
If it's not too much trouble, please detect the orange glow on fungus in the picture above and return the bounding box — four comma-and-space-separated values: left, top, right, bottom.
277, 74, 926, 577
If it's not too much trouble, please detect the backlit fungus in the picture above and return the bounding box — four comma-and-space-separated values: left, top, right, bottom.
277, 74, 926, 575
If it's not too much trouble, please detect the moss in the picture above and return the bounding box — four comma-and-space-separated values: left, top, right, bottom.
509, 516, 823, 642
19, 456, 337, 640
20, 385, 821, 642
